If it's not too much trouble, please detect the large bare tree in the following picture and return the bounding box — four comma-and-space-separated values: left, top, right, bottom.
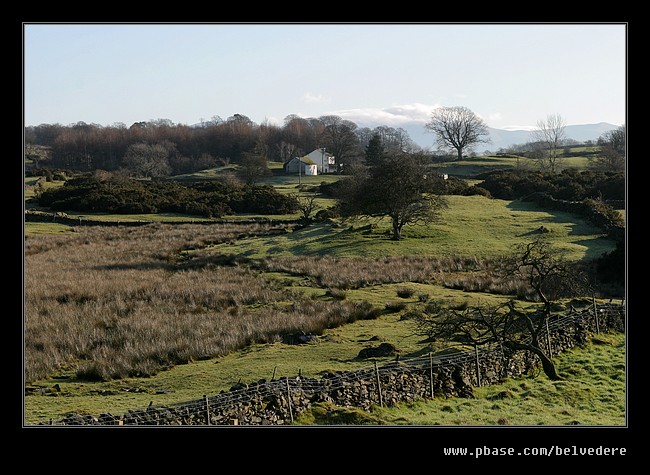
318, 115, 361, 173
414, 238, 591, 380
532, 113, 566, 173
424, 106, 490, 161
122, 142, 172, 178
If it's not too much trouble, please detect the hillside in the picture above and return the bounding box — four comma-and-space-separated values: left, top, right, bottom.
23, 151, 626, 426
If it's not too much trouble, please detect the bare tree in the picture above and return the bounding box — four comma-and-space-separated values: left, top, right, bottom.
415, 299, 563, 380
24, 144, 50, 168
591, 125, 626, 173
413, 238, 591, 381
424, 106, 490, 161
291, 193, 319, 222
318, 115, 361, 173
122, 142, 171, 178
532, 113, 566, 173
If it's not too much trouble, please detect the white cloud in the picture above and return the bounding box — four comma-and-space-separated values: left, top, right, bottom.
301, 92, 330, 104
501, 125, 538, 131
329, 102, 441, 127
487, 112, 502, 122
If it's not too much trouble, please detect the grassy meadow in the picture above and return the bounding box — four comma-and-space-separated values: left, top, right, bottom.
296, 332, 626, 426
204, 195, 614, 261
23, 151, 625, 426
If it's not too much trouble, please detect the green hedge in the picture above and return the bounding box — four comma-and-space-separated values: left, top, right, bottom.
38, 176, 299, 217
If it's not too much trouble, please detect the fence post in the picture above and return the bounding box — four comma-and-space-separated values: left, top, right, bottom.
374, 361, 383, 407
286, 378, 294, 423
499, 340, 508, 378
474, 345, 482, 386
546, 318, 553, 360
593, 297, 600, 334
204, 395, 211, 425
429, 352, 434, 399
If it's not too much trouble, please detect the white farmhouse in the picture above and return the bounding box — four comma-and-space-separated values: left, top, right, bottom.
285, 156, 318, 176
304, 148, 336, 174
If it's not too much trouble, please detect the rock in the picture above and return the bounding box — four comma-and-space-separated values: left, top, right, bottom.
357, 342, 399, 358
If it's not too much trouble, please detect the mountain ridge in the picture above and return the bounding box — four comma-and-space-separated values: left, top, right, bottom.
396, 121, 620, 152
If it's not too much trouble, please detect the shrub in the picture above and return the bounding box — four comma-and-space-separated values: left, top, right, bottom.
396, 287, 415, 298
463, 185, 492, 198
384, 301, 407, 313
416, 292, 429, 302
314, 208, 339, 221
326, 288, 347, 300
38, 176, 300, 217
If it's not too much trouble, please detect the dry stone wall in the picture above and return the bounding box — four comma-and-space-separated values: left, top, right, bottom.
45, 303, 624, 426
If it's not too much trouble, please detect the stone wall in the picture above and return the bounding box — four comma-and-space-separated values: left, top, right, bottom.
523, 192, 625, 243
24, 209, 299, 228
45, 303, 625, 426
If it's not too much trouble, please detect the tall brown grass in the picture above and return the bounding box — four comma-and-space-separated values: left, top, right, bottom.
258, 255, 528, 295
24, 222, 529, 384
24, 223, 379, 382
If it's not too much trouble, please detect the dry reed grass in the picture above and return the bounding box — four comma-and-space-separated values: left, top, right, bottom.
24, 223, 378, 382
24, 222, 529, 383
258, 255, 527, 295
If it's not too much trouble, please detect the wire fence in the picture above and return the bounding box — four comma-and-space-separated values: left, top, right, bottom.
41, 301, 625, 426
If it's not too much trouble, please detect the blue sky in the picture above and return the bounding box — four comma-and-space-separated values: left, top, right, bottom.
23, 23, 627, 131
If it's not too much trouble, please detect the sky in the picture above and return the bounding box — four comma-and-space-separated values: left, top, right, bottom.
23, 23, 627, 133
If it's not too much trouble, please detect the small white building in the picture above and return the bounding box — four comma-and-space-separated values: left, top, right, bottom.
285, 156, 318, 176
305, 148, 336, 174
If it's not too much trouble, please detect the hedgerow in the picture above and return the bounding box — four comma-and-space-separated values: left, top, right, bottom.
38, 175, 299, 217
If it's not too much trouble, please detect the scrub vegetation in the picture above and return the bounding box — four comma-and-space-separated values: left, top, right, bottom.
23, 123, 625, 425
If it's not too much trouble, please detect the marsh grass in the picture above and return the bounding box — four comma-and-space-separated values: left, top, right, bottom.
24, 194, 615, 384
23, 191, 622, 425
24, 223, 383, 382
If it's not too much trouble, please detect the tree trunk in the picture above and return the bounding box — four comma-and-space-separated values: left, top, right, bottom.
456, 147, 463, 161
391, 216, 402, 241
507, 342, 561, 380
528, 345, 561, 380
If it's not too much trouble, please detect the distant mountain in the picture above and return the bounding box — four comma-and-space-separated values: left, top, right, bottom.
397, 121, 620, 153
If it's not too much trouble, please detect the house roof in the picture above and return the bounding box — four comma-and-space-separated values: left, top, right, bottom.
308, 149, 334, 158
294, 156, 316, 165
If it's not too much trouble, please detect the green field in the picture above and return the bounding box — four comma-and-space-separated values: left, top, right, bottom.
23, 191, 619, 425
23, 152, 624, 426
434, 155, 592, 177
205, 195, 614, 261
297, 332, 625, 426
25, 320, 625, 426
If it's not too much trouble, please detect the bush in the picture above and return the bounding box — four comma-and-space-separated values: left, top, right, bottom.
463, 185, 492, 198
315, 208, 339, 221
38, 176, 299, 217
384, 301, 407, 313
326, 289, 347, 300
477, 169, 624, 202
396, 287, 415, 298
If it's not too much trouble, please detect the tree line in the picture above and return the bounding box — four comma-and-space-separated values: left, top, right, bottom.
25, 108, 626, 179
24, 114, 421, 177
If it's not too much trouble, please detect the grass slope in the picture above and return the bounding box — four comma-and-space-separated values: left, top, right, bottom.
23, 159, 622, 426
26, 329, 625, 426
296, 332, 626, 426
207, 195, 614, 261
